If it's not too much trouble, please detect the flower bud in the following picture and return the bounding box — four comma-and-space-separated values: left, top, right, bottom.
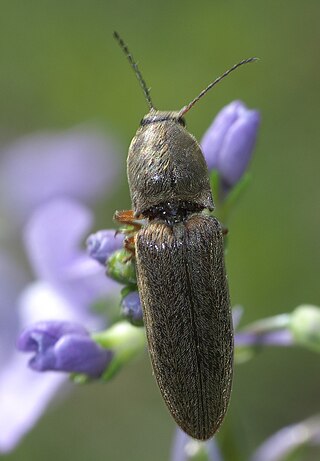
121, 291, 143, 326
106, 249, 137, 285
290, 304, 320, 353
201, 100, 260, 191
86, 230, 124, 265
18, 321, 112, 377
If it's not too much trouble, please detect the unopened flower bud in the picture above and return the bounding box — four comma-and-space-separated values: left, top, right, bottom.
201, 100, 260, 192
86, 230, 124, 265
106, 249, 137, 285
121, 291, 143, 326
290, 304, 320, 353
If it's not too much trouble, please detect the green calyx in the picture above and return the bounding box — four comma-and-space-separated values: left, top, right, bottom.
106, 248, 137, 285
92, 321, 146, 381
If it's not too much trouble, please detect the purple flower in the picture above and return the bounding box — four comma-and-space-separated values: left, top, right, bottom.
0, 199, 117, 452
250, 416, 320, 461
23, 198, 119, 313
236, 330, 293, 347
18, 321, 112, 377
0, 126, 119, 226
121, 291, 143, 326
171, 428, 224, 461
201, 100, 260, 192
235, 313, 294, 350
234, 305, 320, 351
0, 128, 119, 452
0, 254, 29, 368
87, 230, 124, 265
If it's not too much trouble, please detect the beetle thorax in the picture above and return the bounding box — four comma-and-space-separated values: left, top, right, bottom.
127, 110, 214, 218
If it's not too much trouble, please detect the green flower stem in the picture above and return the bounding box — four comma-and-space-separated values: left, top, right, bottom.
211, 172, 252, 223
92, 321, 146, 381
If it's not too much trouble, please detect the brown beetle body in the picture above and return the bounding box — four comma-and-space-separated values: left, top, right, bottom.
135, 213, 232, 440
127, 111, 233, 440
113, 31, 255, 440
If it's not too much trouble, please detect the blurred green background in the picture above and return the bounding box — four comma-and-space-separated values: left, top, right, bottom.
1, 0, 320, 460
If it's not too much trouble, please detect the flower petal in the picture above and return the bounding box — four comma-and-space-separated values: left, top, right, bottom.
201, 101, 244, 170
23, 198, 93, 280
0, 127, 119, 225
23, 199, 119, 308
236, 330, 293, 347
201, 101, 260, 193
86, 230, 124, 265
54, 334, 112, 376
18, 281, 103, 331
171, 428, 189, 461
218, 109, 260, 186
121, 291, 143, 326
0, 280, 103, 453
170, 427, 224, 461
18, 321, 88, 353
18, 319, 111, 377
0, 253, 29, 369
0, 352, 67, 453
250, 417, 320, 461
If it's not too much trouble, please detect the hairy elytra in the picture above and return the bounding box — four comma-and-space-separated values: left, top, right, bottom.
114, 32, 256, 439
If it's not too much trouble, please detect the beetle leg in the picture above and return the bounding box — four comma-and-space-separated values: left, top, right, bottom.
114, 210, 143, 231
123, 235, 136, 261
114, 210, 142, 261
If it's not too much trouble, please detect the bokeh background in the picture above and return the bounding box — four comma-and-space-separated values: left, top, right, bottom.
1, 1, 320, 460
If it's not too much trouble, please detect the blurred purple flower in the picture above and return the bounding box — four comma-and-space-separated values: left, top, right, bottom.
0, 199, 118, 452
235, 313, 295, 349
236, 330, 293, 347
171, 427, 223, 461
201, 100, 260, 193
0, 108, 262, 453
0, 254, 29, 368
250, 416, 320, 461
23, 198, 119, 312
0, 128, 120, 452
87, 230, 124, 265
0, 126, 119, 226
18, 320, 113, 377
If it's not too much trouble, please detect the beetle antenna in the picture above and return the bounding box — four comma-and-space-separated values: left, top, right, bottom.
179, 57, 258, 117
114, 31, 154, 110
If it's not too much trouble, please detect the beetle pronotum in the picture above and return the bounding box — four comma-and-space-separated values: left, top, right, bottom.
114, 32, 256, 440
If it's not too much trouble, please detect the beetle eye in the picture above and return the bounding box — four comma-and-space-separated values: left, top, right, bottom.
178, 117, 186, 127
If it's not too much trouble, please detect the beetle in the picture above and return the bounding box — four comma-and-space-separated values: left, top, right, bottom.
114, 32, 256, 440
